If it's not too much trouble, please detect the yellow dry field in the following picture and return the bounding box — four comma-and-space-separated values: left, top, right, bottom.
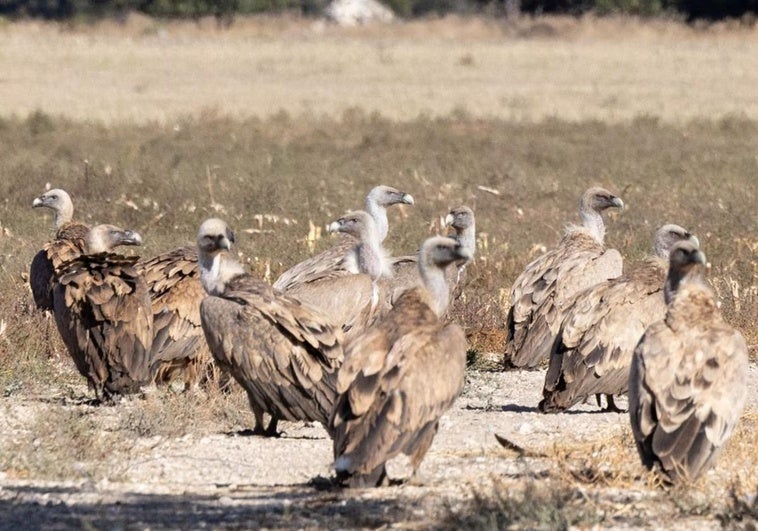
2, 15, 758, 124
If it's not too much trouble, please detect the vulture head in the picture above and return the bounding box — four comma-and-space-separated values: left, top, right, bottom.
32, 188, 74, 229
196, 218, 243, 296
85, 224, 142, 254
197, 218, 236, 255
654, 224, 699, 259
328, 211, 376, 239
577, 187, 624, 243
367, 185, 414, 208
418, 236, 472, 316
664, 240, 706, 304
581, 187, 624, 214
445, 206, 475, 233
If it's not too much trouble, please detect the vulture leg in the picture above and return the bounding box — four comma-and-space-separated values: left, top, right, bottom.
247, 392, 269, 436
342, 464, 388, 488
264, 417, 281, 438
602, 394, 626, 413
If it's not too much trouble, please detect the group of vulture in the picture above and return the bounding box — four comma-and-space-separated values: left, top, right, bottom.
28, 184, 748, 487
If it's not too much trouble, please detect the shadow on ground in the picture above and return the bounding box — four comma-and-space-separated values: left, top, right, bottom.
0, 483, 418, 529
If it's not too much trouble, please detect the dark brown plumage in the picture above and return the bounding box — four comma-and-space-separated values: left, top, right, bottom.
30, 189, 90, 311
137, 246, 217, 390
273, 185, 413, 292
53, 224, 151, 401
505, 187, 624, 369
197, 218, 344, 436
539, 225, 699, 413
330, 236, 469, 488
628, 241, 749, 482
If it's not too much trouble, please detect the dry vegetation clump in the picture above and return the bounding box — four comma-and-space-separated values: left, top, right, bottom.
0, 112, 755, 361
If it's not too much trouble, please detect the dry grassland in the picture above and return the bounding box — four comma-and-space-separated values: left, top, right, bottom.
1, 15, 758, 124
0, 15, 756, 529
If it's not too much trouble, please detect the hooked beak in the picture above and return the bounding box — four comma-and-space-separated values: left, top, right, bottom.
120, 230, 143, 247
691, 249, 706, 265
328, 221, 341, 234
456, 245, 472, 262
445, 213, 455, 227
402, 193, 414, 205
218, 236, 231, 251
32, 197, 44, 208
611, 196, 624, 210
688, 234, 700, 249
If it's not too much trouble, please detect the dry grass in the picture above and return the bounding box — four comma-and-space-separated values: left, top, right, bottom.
0, 112, 755, 364
1, 15, 758, 124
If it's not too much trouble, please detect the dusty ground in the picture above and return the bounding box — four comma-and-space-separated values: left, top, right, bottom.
1, 362, 756, 529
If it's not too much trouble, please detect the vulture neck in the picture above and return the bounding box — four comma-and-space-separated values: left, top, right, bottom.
354, 221, 386, 281
199, 250, 245, 296
365, 198, 389, 243
54, 202, 75, 230
419, 262, 450, 317
579, 208, 606, 244
85, 232, 111, 254
454, 223, 476, 263
664, 265, 704, 305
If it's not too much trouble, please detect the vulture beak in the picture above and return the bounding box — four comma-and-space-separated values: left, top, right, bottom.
445, 213, 455, 227
32, 197, 44, 208
610, 196, 624, 210
689, 234, 700, 248
218, 236, 231, 251
327, 221, 341, 234
120, 230, 143, 246
691, 249, 706, 265
457, 246, 472, 262
402, 193, 415, 205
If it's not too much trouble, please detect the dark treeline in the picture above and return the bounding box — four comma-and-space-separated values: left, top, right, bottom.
0, 0, 756, 22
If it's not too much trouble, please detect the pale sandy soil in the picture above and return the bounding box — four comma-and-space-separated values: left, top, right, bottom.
1, 363, 756, 529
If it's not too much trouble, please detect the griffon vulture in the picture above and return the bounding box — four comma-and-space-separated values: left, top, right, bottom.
30, 189, 90, 311
197, 218, 344, 436
539, 224, 699, 413
628, 241, 749, 482
273, 185, 413, 291
386, 205, 476, 306
137, 246, 217, 390
53, 224, 151, 401
505, 187, 624, 369
286, 210, 391, 343
330, 236, 469, 488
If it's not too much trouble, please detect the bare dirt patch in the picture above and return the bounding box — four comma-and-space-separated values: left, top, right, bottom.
1, 365, 756, 529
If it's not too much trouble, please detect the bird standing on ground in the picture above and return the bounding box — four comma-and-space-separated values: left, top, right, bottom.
53, 224, 151, 401
628, 241, 748, 482
506, 187, 624, 369
197, 218, 344, 436
330, 236, 469, 488
539, 224, 699, 413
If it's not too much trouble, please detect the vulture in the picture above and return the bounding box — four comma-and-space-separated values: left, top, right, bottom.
286, 210, 391, 343
53, 224, 152, 401
136, 246, 216, 390
273, 185, 414, 291
628, 241, 749, 482
197, 218, 344, 436
539, 224, 699, 413
30, 188, 90, 311
505, 187, 624, 369
330, 236, 469, 488
386, 205, 476, 306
